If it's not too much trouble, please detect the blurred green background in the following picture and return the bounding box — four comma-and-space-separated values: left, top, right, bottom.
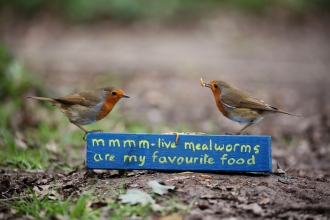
0, 0, 329, 22
0, 0, 329, 26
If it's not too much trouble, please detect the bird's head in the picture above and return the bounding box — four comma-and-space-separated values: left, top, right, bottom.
104, 87, 130, 102
204, 80, 230, 93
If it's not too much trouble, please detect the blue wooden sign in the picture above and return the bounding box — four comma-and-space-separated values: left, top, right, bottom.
86, 133, 272, 172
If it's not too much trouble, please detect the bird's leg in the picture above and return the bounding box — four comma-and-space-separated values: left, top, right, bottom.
71, 122, 102, 141
71, 122, 89, 140
236, 121, 253, 135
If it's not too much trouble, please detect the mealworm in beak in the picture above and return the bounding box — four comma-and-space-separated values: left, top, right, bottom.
200, 78, 205, 87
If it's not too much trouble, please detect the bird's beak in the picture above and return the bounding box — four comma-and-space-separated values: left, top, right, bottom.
204, 83, 211, 88
122, 94, 130, 98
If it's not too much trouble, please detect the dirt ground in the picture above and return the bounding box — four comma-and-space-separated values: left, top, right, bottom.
1, 14, 330, 219
1, 168, 330, 219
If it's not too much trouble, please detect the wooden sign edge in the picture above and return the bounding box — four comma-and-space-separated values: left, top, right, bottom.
86, 133, 272, 172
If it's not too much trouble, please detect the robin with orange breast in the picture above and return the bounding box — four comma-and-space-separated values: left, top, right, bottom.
27, 87, 129, 140
200, 78, 302, 134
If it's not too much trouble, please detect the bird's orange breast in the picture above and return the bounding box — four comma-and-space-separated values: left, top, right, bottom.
96, 104, 112, 120
212, 89, 229, 117
96, 96, 119, 120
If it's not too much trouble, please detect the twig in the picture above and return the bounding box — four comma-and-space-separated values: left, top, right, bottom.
0, 195, 30, 202
278, 179, 289, 184
279, 205, 330, 213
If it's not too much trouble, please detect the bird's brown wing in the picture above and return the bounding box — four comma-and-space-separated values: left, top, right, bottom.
55, 92, 101, 107
220, 89, 277, 111
236, 98, 277, 111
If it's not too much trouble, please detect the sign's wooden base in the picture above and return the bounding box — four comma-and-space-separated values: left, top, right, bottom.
86, 133, 272, 172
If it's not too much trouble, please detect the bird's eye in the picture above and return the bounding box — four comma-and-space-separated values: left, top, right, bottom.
111, 91, 117, 95
214, 85, 219, 88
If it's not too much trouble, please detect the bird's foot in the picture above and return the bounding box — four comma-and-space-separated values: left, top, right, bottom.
83, 133, 88, 141
274, 162, 286, 175
82, 129, 103, 141
224, 133, 235, 135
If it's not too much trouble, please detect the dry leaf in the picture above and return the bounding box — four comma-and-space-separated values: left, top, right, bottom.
238, 203, 263, 215
45, 139, 58, 152
147, 180, 175, 195
119, 189, 155, 206
33, 185, 51, 199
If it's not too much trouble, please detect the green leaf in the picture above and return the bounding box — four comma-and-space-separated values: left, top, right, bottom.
147, 180, 175, 195
119, 189, 155, 206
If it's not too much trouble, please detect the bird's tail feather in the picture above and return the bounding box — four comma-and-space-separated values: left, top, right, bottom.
26, 96, 56, 103
277, 109, 303, 118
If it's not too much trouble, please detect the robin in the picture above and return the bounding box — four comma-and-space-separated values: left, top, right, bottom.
27, 87, 129, 140
200, 78, 302, 134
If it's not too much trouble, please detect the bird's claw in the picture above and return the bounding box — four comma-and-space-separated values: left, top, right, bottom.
274, 162, 286, 175
82, 129, 103, 141
83, 133, 88, 141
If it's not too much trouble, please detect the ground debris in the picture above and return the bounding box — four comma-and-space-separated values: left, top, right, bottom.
157, 215, 183, 220
86, 200, 108, 210
1, 170, 329, 219
198, 174, 212, 179
237, 203, 263, 216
